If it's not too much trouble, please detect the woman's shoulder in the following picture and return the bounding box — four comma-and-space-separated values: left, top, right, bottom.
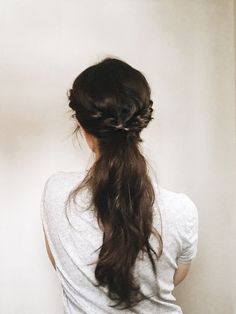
46, 169, 86, 180
42, 170, 87, 199
148, 170, 197, 215
45, 169, 86, 183
156, 184, 198, 228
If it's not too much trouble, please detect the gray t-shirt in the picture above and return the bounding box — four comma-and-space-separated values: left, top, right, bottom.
40, 170, 198, 314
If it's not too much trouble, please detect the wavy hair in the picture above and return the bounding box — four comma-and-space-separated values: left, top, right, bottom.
65, 57, 163, 310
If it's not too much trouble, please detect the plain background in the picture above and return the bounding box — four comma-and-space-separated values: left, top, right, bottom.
0, 0, 235, 313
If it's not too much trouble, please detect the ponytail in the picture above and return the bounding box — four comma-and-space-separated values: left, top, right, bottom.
66, 57, 163, 309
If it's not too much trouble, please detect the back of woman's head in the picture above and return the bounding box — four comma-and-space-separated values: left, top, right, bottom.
66, 57, 163, 310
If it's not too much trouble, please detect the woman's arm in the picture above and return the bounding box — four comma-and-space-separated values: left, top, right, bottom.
173, 262, 191, 286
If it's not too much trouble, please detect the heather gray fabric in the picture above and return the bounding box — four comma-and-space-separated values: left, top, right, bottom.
40, 170, 198, 314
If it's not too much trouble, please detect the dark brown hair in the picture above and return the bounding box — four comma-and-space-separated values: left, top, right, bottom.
66, 57, 163, 310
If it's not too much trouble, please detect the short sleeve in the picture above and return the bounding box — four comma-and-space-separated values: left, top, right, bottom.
40, 171, 62, 225
40, 173, 55, 230
177, 193, 199, 264
40, 172, 62, 262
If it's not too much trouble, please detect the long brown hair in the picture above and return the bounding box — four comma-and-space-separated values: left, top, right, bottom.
66, 57, 163, 310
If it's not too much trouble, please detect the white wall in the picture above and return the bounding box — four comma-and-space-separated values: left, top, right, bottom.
0, 1, 235, 313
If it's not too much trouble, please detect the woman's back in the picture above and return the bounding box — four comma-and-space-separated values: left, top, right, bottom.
40, 170, 198, 314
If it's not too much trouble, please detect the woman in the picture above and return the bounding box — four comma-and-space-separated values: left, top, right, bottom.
40, 57, 198, 313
